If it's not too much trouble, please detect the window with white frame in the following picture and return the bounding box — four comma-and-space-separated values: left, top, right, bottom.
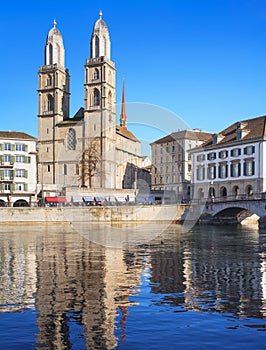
219, 150, 228, 159
197, 154, 205, 162
231, 162, 241, 177
218, 163, 228, 178
244, 146, 255, 155
15, 169, 25, 177
207, 152, 216, 160
15, 183, 25, 191
4, 143, 11, 151
16, 155, 25, 162
4, 183, 10, 191
231, 148, 241, 157
244, 160, 255, 176
207, 165, 216, 180
4, 155, 11, 162
197, 166, 205, 181
4, 169, 11, 179
15, 144, 25, 152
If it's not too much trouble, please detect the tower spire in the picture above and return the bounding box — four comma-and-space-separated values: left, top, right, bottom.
120, 79, 127, 129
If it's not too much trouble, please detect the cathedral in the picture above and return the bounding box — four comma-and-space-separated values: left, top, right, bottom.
37, 12, 144, 199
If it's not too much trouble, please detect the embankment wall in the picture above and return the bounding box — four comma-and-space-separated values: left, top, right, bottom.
0, 205, 185, 224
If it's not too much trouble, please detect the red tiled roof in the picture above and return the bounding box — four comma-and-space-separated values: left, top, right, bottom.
202, 115, 266, 148
116, 125, 140, 142
151, 129, 212, 145
0, 131, 36, 140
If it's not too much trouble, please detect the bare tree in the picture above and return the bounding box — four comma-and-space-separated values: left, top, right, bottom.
79, 138, 100, 188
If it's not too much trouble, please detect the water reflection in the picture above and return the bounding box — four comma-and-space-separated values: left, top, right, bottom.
0, 224, 265, 349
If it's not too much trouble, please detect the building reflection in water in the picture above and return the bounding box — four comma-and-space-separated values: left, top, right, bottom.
0, 225, 143, 349
0, 224, 266, 348
149, 225, 266, 319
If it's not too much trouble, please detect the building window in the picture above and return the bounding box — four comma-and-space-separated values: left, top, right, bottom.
231, 162, 241, 177
207, 152, 216, 161
219, 150, 228, 159
94, 88, 100, 106
15, 169, 25, 177
4, 143, 11, 151
15, 183, 25, 191
15, 144, 25, 152
67, 128, 76, 150
231, 148, 241, 157
47, 165, 51, 172
196, 166, 205, 181
207, 166, 216, 180
197, 154, 205, 162
218, 163, 228, 178
244, 160, 255, 176
47, 94, 54, 111
4, 155, 11, 162
76, 164, 79, 175
4, 183, 10, 191
16, 155, 25, 163
93, 68, 99, 80
4, 170, 11, 179
63, 164, 67, 175
244, 146, 255, 155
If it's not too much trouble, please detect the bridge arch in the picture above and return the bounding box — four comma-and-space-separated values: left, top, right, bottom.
213, 206, 259, 224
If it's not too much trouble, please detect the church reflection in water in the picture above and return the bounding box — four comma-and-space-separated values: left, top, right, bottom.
0, 224, 265, 349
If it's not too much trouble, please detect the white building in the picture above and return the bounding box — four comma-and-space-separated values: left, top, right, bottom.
0, 131, 37, 206
190, 115, 266, 201
151, 129, 212, 202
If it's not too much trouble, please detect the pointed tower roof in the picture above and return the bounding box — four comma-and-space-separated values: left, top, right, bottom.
120, 80, 127, 129
90, 11, 111, 59
45, 19, 65, 66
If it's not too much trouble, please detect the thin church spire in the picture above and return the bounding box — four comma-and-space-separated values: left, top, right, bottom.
120, 79, 127, 129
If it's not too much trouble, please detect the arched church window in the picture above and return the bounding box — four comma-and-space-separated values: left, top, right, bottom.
95, 35, 99, 57
94, 88, 100, 106
47, 94, 54, 112
108, 91, 112, 106
93, 68, 99, 80
46, 75, 52, 86
49, 44, 53, 65
67, 128, 76, 150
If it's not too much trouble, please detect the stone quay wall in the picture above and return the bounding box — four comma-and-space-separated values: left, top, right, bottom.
0, 205, 185, 224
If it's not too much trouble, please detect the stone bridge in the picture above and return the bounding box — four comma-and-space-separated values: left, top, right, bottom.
201, 196, 266, 228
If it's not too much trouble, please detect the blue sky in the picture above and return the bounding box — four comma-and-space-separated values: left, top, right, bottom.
1, 0, 266, 154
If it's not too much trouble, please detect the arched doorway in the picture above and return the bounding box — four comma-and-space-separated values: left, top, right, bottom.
220, 186, 227, 198
13, 200, 29, 207
246, 185, 253, 197
208, 187, 215, 198
232, 185, 239, 199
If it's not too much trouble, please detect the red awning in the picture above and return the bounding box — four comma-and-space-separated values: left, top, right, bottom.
45, 196, 67, 203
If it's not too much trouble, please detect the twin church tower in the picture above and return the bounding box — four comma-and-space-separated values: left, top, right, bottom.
37, 12, 142, 196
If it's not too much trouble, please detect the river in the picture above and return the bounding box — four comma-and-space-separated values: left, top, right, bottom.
0, 223, 265, 349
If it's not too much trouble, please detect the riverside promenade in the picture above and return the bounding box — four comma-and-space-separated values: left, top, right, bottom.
0, 205, 186, 224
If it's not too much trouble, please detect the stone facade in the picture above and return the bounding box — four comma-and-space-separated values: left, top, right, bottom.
151, 129, 212, 202
37, 13, 143, 199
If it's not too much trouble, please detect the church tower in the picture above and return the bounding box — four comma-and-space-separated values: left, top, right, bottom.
83, 11, 116, 188
37, 20, 70, 186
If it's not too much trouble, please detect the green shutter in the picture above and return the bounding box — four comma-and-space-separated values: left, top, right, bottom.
11, 144, 15, 152
24, 170, 28, 178
10, 156, 15, 165
0, 170, 3, 180
0, 144, 3, 151
24, 183, 28, 191
25, 156, 31, 164
24, 145, 28, 152
0, 155, 3, 165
